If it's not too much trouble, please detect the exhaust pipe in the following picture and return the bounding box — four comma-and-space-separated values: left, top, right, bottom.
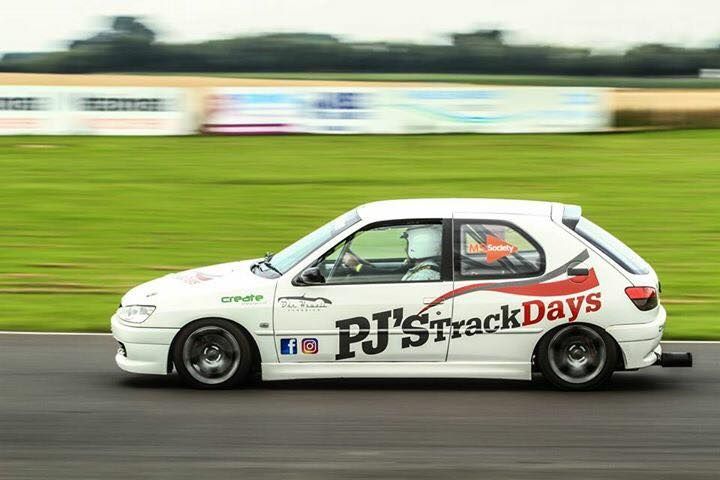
657, 352, 693, 368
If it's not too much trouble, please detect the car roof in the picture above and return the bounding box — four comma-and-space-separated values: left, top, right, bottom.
356, 198, 559, 222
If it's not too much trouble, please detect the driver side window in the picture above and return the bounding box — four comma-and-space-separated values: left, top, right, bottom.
318, 221, 443, 284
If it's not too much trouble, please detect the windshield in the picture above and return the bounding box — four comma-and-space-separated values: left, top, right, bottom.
574, 217, 650, 275
269, 209, 361, 274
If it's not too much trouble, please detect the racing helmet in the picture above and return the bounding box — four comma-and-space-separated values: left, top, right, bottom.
403, 225, 442, 260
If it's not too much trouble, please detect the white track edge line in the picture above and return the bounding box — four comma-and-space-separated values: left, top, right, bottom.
662, 340, 720, 344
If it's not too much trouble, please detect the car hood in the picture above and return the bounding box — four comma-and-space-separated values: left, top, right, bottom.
120, 258, 272, 306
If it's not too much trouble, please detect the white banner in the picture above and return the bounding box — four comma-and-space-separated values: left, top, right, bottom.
63, 87, 193, 136
0, 87, 64, 135
0, 87, 194, 135
378, 87, 611, 133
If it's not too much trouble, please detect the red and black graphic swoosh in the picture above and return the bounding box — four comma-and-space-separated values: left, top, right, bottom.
420, 250, 598, 314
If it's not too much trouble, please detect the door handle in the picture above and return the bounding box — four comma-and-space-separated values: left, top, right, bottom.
568, 267, 589, 277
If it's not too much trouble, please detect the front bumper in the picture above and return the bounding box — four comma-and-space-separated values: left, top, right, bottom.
606, 306, 667, 369
111, 314, 178, 375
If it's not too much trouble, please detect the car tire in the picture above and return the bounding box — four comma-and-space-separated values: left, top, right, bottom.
537, 324, 617, 391
172, 318, 253, 389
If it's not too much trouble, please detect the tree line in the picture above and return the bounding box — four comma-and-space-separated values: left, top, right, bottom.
2, 16, 720, 76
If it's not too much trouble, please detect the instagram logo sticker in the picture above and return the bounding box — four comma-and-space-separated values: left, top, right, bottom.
301, 338, 319, 354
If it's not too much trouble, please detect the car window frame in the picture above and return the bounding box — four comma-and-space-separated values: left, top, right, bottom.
267, 209, 362, 276
453, 218, 546, 281
294, 218, 453, 286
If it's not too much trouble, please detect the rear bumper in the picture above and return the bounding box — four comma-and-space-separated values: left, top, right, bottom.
111, 315, 178, 375
607, 306, 666, 369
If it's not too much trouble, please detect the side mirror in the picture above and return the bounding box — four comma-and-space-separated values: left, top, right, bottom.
297, 267, 326, 285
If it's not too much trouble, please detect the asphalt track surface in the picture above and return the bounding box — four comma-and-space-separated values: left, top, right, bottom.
0, 335, 718, 480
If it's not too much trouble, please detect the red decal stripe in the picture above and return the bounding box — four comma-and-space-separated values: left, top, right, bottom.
419, 269, 599, 314
492, 269, 599, 296
419, 282, 490, 313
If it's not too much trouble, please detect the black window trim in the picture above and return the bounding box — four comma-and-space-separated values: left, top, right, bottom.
453, 218, 546, 281
293, 218, 452, 287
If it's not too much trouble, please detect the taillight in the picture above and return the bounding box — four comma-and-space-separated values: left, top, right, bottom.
625, 286, 658, 311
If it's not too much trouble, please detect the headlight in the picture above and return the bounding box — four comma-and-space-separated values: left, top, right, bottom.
117, 305, 156, 324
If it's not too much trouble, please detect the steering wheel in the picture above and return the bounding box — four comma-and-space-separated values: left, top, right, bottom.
343, 247, 373, 268
327, 245, 372, 281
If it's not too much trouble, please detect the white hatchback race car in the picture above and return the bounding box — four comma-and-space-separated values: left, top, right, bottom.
112, 199, 692, 390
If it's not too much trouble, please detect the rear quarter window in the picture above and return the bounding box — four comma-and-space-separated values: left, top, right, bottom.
455, 221, 545, 279
573, 218, 650, 275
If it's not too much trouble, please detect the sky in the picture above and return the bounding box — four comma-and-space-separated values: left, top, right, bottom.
1, 0, 718, 55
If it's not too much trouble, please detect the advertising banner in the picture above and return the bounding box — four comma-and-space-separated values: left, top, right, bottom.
63, 87, 193, 135
0, 85, 610, 136
379, 87, 611, 133
298, 88, 380, 134
0, 87, 64, 135
202, 86, 609, 135
202, 87, 382, 134
202, 88, 302, 134
503, 87, 611, 133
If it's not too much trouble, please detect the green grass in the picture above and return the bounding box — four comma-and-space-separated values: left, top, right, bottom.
140, 72, 720, 88
1, 132, 719, 338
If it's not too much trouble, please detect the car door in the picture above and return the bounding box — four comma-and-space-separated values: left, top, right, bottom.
444, 214, 551, 377
273, 219, 453, 363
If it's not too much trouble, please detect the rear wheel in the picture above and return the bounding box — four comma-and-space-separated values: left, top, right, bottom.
538, 324, 616, 391
173, 319, 253, 389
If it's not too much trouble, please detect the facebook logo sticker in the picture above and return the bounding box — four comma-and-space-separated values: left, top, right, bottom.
280, 338, 297, 355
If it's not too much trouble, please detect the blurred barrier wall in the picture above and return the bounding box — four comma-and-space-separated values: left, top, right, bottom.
4, 73, 720, 133
202, 86, 611, 134
0, 87, 193, 135
0, 84, 611, 135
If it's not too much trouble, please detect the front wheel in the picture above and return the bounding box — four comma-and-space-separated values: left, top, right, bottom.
537, 324, 617, 391
172, 319, 253, 389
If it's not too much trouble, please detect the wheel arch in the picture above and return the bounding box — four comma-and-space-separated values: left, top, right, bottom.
167, 317, 263, 376
530, 322, 625, 371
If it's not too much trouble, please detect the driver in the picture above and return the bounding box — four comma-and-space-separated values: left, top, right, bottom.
400, 225, 442, 281
340, 225, 442, 281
